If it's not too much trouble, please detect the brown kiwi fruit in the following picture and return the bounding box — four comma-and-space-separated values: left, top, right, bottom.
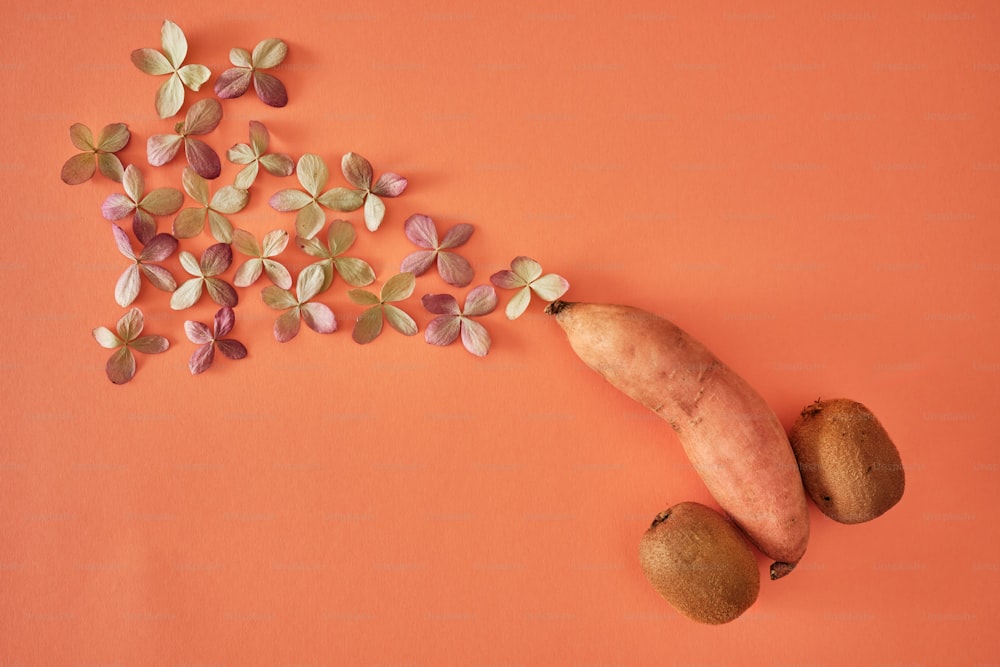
638, 502, 760, 624
789, 398, 905, 524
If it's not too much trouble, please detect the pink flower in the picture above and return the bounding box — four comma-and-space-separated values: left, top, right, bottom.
421, 285, 497, 357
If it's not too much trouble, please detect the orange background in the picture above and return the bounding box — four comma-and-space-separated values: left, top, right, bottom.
4, 0, 999, 664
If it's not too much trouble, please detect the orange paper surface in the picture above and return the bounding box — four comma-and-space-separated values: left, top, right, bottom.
4, 1, 999, 664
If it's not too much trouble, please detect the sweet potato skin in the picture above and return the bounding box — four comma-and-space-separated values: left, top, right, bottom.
547, 301, 809, 579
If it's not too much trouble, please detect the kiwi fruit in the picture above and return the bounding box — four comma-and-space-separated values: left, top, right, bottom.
638, 502, 760, 624
789, 398, 904, 524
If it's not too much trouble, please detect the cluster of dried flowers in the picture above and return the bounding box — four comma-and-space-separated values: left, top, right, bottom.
67, 20, 569, 384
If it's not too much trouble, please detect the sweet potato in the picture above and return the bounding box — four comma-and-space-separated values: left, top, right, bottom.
546, 300, 809, 579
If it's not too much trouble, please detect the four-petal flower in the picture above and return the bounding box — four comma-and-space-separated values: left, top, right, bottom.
347, 272, 418, 344
173, 166, 249, 242
147, 98, 224, 179
341, 152, 408, 231
232, 228, 292, 289
60, 122, 130, 185
268, 153, 364, 239
215, 38, 289, 107
130, 20, 211, 119
261, 264, 337, 342
101, 164, 184, 245
296, 219, 375, 292
422, 285, 498, 357
184, 306, 248, 374
490, 256, 570, 320
400, 214, 474, 287
170, 243, 238, 310
92, 307, 170, 384
226, 120, 294, 190
111, 224, 178, 307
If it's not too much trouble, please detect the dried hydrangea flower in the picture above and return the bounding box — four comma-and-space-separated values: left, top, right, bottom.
173, 167, 249, 242
215, 38, 289, 107
399, 214, 474, 287
111, 224, 178, 307
184, 306, 248, 374
227, 120, 294, 190
296, 219, 375, 292
490, 256, 570, 320
261, 264, 336, 342
101, 164, 184, 245
269, 153, 364, 240
341, 152, 407, 231
131, 20, 211, 119
347, 272, 418, 344
422, 285, 497, 357
61, 122, 130, 185
92, 307, 169, 384
147, 98, 224, 179
170, 243, 238, 310
232, 228, 292, 289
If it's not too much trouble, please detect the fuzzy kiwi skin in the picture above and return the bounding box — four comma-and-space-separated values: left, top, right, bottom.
789, 398, 905, 524
638, 502, 760, 625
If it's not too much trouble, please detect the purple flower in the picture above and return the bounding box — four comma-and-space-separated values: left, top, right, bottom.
184, 306, 248, 374
422, 285, 497, 357
400, 214, 474, 287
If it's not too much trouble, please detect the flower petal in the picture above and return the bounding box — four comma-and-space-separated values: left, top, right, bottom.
529, 273, 570, 301
351, 306, 383, 344
262, 259, 293, 290
252, 37, 288, 69
261, 285, 298, 310
341, 152, 373, 190
424, 314, 462, 347
69, 123, 94, 150
96, 153, 125, 182
184, 320, 213, 344
326, 219, 356, 255
170, 278, 204, 309
460, 318, 491, 357
206, 210, 234, 244
383, 304, 418, 336
300, 302, 337, 334
295, 202, 326, 240
317, 187, 364, 212
511, 256, 543, 283
106, 347, 136, 384
93, 326, 122, 349
172, 208, 206, 239
347, 289, 381, 306
296, 154, 328, 196
178, 251, 202, 276
489, 269, 525, 289
231, 228, 261, 256
122, 164, 143, 202
216, 339, 248, 360
332, 257, 375, 287
130, 335, 170, 354
436, 251, 474, 287
184, 98, 223, 135
160, 20, 188, 69
110, 223, 136, 260
260, 154, 295, 179
232, 162, 259, 190
140, 187, 184, 216
147, 133, 184, 166
274, 308, 301, 342
205, 277, 238, 307
399, 249, 437, 276
269, 188, 313, 211
229, 47, 252, 68
296, 235, 328, 259
252, 71, 288, 107
504, 286, 532, 320
248, 120, 269, 154
463, 284, 498, 317
115, 265, 141, 307
132, 210, 158, 246
210, 186, 249, 214
140, 263, 177, 292
439, 223, 474, 250
296, 263, 327, 302
130, 47, 172, 75
180, 166, 209, 203
234, 258, 263, 287
200, 243, 233, 276
227, 142, 256, 165
380, 272, 415, 302
421, 293, 461, 316
403, 213, 438, 248
261, 229, 289, 257
155, 74, 184, 119
117, 307, 144, 341
61, 153, 96, 185
177, 64, 211, 91
371, 173, 407, 198
188, 343, 214, 375
96, 123, 130, 152
184, 138, 221, 179
363, 193, 385, 232
214, 67, 252, 99
214, 305, 236, 337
